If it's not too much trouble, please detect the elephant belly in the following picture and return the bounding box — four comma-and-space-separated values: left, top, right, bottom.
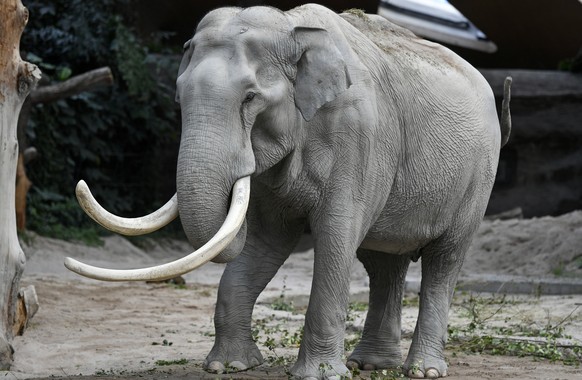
360, 205, 449, 255
359, 236, 428, 255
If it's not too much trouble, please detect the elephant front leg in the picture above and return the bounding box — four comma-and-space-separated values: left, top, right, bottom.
205, 216, 304, 373
204, 254, 268, 373
291, 229, 361, 379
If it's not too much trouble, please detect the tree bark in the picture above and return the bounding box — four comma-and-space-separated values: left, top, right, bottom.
0, 0, 41, 369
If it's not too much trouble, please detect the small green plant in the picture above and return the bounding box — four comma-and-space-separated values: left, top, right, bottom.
344, 332, 362, 352
271, 293, 295, 312
345, 301, 366, 352
348, 301, 368, 312
368, 368, 405, 380
263, 334, 294, 374
346, 301, 368, 323
155, 358, 188, 366
402, 294, 419, 307
459, 293, 508, 330
280, 326, 303, 347
251, 314, 301, 374
270, 281, 295, 312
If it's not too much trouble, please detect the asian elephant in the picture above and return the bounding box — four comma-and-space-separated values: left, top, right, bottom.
65, 4, 511, 379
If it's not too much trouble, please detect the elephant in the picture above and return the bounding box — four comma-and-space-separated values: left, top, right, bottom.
65, 4, 512, 379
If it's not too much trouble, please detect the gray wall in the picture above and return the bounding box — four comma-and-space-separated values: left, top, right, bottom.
483, 70, 582, 217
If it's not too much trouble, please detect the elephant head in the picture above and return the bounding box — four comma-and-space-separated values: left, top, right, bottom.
65, 6, 352, 281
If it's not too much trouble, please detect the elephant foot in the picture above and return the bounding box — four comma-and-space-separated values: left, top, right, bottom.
403, 350, 448, 378
204, 339, 263, 374
290, 359, 351, 380
346, 343, 402, 371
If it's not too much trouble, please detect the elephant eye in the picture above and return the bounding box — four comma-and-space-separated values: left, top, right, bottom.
243, 92, 256, 103
182, 39, 191, 52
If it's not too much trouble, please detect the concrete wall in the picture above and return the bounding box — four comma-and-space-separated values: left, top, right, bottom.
482, 70, 582, 217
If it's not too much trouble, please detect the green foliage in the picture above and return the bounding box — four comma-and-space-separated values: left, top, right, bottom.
368, 368, 405, 380
271, 294, 295, 312
21, 0, 181, 239
448, 294, 582, 366
252, 315, 299, 375
26, 187, 105, 245
402, 294, 419, 307
458, 334, 580, 365
154, 358, 188, 366
270, 281, 295, 312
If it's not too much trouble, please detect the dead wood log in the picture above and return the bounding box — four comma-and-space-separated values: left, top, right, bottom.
0, 0, 41, 369
28, 66, 113, 104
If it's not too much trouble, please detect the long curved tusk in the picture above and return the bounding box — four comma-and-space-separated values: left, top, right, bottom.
65, 176, 251, 282
76, 180, 178, 236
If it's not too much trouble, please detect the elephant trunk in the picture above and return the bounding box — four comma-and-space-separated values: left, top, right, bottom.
176, 115, 253, 263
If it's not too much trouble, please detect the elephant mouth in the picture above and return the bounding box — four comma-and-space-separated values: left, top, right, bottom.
64, 176, 251, 281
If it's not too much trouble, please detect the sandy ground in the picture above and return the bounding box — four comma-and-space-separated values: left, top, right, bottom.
3, 211, 582, 379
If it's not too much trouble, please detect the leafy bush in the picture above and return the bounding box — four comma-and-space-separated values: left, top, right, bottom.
21, 0, 182, 240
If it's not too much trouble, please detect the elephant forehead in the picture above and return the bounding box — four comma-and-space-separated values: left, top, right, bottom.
195, 6, 290, 44
236, 6, 291, 31
193, 29, 287, 65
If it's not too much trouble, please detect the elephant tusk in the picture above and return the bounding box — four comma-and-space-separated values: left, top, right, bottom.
64, 176, 250, 281
75, 180, 178, 236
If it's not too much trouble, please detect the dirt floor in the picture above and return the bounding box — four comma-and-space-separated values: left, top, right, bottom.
3, 211, 582, 379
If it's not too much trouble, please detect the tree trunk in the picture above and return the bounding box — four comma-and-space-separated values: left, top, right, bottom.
0, 0, 41, 369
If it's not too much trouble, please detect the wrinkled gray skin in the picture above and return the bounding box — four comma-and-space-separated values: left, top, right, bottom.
176, 4, 505, 379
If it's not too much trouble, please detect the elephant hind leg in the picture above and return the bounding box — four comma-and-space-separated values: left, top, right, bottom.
347, 250, 411, 371
404, 225, 478, 379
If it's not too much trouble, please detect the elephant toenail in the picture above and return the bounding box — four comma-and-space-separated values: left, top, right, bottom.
229, 360, 247, 370
346, 360, 360, 370
408, 369, 425, 378
363, 363, 376, 370
207, 361, 225, 373
426, 368, 440, 378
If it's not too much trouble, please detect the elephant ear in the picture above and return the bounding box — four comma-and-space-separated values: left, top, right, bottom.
292, 27, 352, 121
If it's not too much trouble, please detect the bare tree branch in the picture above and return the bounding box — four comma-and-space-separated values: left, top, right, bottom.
29, 66, 113, 104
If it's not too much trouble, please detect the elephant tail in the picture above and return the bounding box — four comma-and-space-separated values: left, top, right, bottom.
500, 76, 512, 148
